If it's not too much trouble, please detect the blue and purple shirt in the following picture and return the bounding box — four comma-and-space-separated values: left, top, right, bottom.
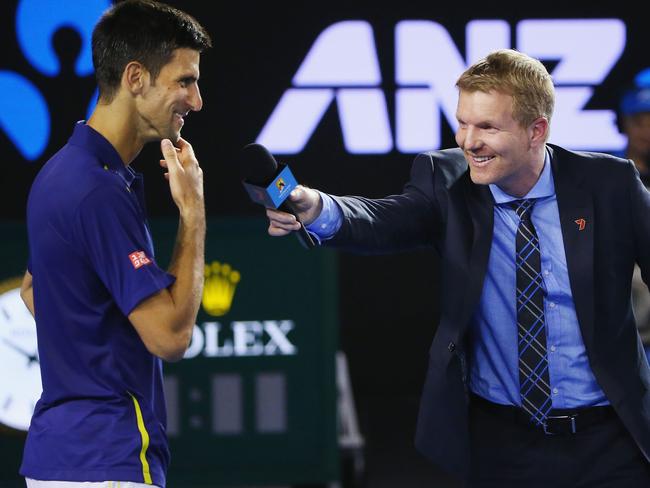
21, 122, 175, 486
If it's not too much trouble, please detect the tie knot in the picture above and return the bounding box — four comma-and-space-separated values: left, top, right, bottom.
510, 199, 535, 219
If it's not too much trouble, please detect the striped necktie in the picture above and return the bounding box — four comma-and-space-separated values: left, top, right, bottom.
512, 199, 552, 425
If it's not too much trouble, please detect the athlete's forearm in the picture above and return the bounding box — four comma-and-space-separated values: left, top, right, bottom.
167, 208, 206, 335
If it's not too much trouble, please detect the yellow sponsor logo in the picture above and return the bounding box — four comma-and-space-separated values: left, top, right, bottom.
202, 261, 241, 316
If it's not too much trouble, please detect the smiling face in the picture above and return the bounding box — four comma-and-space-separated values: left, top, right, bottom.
455, 89, 548, 197
136, 48, 203, 143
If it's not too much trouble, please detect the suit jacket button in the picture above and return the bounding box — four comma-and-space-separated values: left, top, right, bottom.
448, 342, 456, 352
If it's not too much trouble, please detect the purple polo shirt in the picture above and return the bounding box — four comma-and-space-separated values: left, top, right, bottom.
21, 122, 175, 486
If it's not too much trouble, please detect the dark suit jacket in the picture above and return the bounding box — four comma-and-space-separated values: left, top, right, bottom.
327, 144, 650, 478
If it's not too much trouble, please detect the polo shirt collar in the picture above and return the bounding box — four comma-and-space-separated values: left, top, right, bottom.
68, 121, 137, 187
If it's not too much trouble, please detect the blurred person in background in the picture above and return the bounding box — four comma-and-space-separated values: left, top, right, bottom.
617, 69, 650, 361
616, 68, 650, 182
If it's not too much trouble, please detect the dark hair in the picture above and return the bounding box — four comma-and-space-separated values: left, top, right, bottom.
92, 0, 212, 102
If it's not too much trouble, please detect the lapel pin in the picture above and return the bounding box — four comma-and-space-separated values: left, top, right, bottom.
574, 218, 586, 231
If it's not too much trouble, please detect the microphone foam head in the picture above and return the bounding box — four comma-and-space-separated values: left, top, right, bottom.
240, 143, 278, 186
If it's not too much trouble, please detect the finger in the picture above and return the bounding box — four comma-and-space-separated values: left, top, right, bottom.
268, 223, 293, 237
273, 220, 300, 231
176, 137, 198, 163
176, 137, 193, 153
159, 159, 168, 168
288, 185, 311, 204
266, 208, 287, 219
266, 208, 298, 224
267, 217, 301, 232
161, 139, 182, 173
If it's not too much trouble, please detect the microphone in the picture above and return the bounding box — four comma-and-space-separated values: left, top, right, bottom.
240, 143, 315, 249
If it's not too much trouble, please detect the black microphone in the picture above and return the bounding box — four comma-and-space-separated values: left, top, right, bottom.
240, 143, 315, 249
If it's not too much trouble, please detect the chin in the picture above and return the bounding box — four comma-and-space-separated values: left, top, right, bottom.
469, 169, 494, 187
163, 130, 181, 143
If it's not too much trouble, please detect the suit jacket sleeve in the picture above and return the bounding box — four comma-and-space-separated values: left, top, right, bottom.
325, 152, 444, 254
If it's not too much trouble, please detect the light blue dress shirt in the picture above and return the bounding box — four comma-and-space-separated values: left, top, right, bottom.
472, 152, 607, 408
307, 151, 608, 409
306, 190, 342, 243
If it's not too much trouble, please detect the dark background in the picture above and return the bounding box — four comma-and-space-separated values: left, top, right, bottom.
2, 1, 648, 486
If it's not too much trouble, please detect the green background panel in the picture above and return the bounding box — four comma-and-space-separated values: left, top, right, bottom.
0, 218, 339, 487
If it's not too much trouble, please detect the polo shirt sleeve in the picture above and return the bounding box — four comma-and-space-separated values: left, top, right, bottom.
74, 184, 176, 316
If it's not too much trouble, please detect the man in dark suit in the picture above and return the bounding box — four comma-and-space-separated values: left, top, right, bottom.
266, 49, 650, 486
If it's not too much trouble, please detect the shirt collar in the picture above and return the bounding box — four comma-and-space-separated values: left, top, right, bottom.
489, 149, 554, 205
68, 121, 137, 187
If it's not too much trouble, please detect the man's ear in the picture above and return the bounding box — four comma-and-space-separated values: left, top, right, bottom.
529, 117, 549, 148
122, 61, 149, 95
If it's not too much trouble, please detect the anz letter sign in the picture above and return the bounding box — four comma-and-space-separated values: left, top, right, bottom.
257, 19, 627, 154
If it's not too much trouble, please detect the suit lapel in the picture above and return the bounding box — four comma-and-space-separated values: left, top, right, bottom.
460, 176, 494, 336
550, 146, 596, 349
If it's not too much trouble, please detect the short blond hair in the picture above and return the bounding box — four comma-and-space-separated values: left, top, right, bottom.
456, 49, 555, 128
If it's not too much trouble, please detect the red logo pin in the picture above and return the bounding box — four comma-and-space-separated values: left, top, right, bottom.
574, 218, 586, 231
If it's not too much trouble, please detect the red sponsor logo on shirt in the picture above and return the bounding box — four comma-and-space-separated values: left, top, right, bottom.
129, 251, 152, 269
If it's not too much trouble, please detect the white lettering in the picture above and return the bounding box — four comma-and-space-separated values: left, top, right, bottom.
258, 18, 627, 155
257, 21, 391, 154
466, 20, 510, 65
233, 321, 265, 356
203, 321, 233, 357
184, 320, 298, 359
257, 89, 334, 154
263, 320, 297, 355
293, 20, 381, 85
517, 19, 627, 150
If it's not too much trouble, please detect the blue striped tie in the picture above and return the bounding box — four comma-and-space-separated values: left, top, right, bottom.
512, 199, 552, 426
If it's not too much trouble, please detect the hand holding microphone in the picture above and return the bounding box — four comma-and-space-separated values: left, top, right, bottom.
266, 186, 322, 237
240, 143, 318, 249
